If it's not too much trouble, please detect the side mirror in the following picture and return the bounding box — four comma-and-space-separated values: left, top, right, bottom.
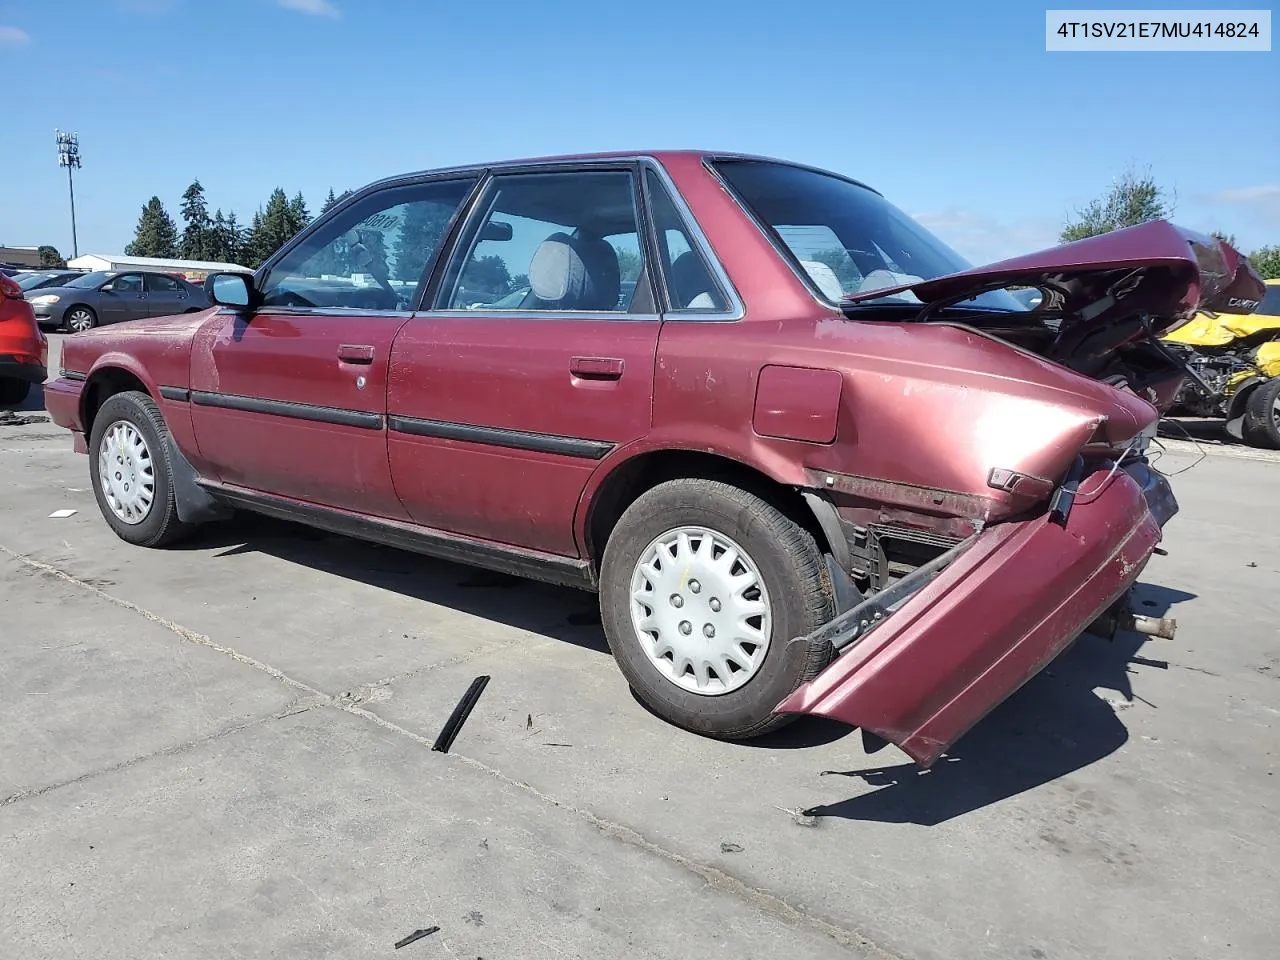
206, 272, 257, 309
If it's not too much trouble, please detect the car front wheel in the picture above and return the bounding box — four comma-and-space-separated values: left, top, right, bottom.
89, 391, 192, 547
599, 479, 835, 740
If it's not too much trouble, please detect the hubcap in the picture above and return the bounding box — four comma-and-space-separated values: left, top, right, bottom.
629, 526, 772, 696
97, 421, 155, 525
1272, 395, 1280, 428
68, 310, 93, 332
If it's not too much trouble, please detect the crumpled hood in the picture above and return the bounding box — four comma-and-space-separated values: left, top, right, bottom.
844, 220, 1266, 338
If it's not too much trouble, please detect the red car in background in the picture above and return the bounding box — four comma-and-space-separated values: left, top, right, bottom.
0, 272, 49, 406
42, 151, 1263, 765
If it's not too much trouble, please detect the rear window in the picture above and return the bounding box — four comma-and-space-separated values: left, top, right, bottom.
712, 159, 1022, 311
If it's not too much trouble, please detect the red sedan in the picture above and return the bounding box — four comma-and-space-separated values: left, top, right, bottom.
0, 272, 49, 406
42, 151, 1263, 765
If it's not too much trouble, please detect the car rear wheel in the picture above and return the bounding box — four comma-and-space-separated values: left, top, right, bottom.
65, 306, 97, 333
89, 391, 193, 547
0, 378, 31, 407
1242, 377, 1280, 450
599, 479, 835, 739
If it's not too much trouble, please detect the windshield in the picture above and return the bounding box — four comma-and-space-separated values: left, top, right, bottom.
712, 160, 1024, 312
65, 271, 115, 289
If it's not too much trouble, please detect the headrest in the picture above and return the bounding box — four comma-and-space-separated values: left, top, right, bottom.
799, 260, 845, 301
528, 231, 620, 310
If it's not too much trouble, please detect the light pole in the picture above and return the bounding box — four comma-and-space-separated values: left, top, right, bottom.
55, 130, 82, 260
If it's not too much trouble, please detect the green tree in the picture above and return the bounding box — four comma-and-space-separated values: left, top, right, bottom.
288, 192, 310, 234
392, 201, 453, 282
223, 212, 244, 264
613, 246, 642, 283
467, 254, 511, 295
1248, 245, 1280, 280
321, 187, 338, 214
245, 189, 300, 267
37, 245, 64, 267
124, 196, 179, 258
1060, 167, 1173, 243
179, 179, 212, 260
1211, 230, 1238, 248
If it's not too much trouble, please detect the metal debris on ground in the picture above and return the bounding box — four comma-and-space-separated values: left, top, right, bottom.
719, 842, 744, 854
394, 927, 440, 949
431, 676, 490, 753
48, 509, 77, 519
0, 412, 48, 426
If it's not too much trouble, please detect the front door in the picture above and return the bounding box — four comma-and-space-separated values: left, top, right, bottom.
388, 167, 661, 556
188, 176, 478, 517
98, 272, 149, 325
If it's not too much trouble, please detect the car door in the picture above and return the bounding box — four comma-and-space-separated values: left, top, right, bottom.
387, 165, 661, 556
188, 176, 478, 517
143, 272, 193, 316
98, 272, 149, 324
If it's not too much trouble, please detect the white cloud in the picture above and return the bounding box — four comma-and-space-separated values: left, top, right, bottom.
912, 208, 1063, 266
1198, 185, 1280, 227
278, 0, 340, 17
0, 26, 32, 44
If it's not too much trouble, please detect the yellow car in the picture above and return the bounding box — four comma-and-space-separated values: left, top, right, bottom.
1163, 277, 1280, 448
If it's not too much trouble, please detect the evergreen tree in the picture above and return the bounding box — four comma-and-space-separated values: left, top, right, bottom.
244, 208, 268, 267
392, 200, 454, 282
124, 196, 179, 258
179, 179, 212, 260
288, 191, 311, 234
248, 188, 300, 266
224, 212, 244, 264
321, 187, 338, 214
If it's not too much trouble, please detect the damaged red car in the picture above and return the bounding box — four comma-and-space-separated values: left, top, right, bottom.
44, 152, 1264, 765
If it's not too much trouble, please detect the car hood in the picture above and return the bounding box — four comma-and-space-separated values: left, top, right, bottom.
844, 220, 1266, 338
26, 285, 95, 299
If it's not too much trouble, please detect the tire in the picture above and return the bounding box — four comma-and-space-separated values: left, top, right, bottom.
64, 306, 97, 333
88, 390, 193, 547
0, 378, 30, 407
1242, 378, 1280, 450
599, 479, 835, 740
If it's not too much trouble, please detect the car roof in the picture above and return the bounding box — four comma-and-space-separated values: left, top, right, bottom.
363, 150, 881, 196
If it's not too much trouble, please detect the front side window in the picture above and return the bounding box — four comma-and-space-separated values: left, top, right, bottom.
261, 178, 476, 312
437, 170, 645, 313
108, 274, 144, 293
713, 160, 1022, 312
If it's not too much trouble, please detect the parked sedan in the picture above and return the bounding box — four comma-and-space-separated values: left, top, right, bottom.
28, 270, 209, 332
0, 272, 48, 405
14, 269, 84, 293
41, 150, 1263, 766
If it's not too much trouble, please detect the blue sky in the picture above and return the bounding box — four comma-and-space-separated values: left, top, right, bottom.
1, 0, 1276, 264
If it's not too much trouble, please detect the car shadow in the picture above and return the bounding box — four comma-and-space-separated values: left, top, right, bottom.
796, 581, 1197, 826
177, 513, 614, 656
0, 379, 46, 414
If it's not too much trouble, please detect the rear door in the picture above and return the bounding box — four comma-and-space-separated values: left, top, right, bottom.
98, 272, 148, 324
188, 176, 478, 516
387, 165, 660, 555
143, 272, 194, 316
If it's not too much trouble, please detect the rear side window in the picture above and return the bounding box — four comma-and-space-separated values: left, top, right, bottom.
644, 169, 728, 313
436, 169, 647, 313
145, 274, 183, 293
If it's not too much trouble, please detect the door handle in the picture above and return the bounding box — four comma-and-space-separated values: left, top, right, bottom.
570, 356, 624, 380
338, 344, 375, 364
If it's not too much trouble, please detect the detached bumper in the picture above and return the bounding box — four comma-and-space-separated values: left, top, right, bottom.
776, 462, 1174, 766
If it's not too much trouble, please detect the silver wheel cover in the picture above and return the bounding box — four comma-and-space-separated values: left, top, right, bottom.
97, 420, 155, 525
629, 526, 772, 696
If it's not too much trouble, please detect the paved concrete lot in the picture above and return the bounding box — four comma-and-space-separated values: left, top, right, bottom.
2, 336, 1277, 959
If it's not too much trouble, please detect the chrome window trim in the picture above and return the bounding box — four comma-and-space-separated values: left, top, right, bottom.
424, 309, 662, 323
638, 158, 745, 323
